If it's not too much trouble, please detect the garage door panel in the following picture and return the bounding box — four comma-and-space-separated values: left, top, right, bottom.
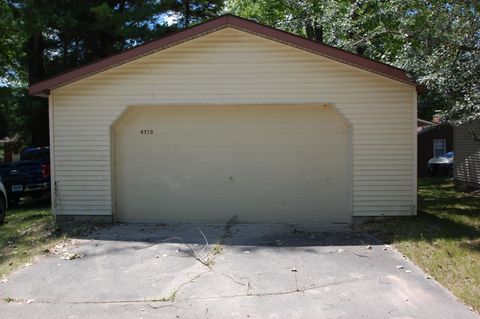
115, 105, 349, 223
116, 165, 343, 195
116, 143, 346, 167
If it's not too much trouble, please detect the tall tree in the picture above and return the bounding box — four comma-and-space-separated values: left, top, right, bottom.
0, 0, 25, 85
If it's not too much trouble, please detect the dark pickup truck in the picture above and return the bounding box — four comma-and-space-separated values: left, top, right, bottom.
0, 147, 51, 205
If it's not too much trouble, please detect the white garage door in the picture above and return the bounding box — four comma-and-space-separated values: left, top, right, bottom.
114, 105, 350, 223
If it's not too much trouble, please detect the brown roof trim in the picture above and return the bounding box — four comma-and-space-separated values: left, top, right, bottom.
417, 118, 436, 126
29, 14, 419, 96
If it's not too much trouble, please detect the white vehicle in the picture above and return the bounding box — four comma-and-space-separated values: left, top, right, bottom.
427, 151, 454, 176
0, 179, 7, 224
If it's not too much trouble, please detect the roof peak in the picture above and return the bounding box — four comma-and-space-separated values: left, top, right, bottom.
29, 14, 419, 97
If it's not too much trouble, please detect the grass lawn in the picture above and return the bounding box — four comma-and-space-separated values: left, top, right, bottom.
360, 178, 480, 312
0, 199, 56, 277
0, 199, 100, 278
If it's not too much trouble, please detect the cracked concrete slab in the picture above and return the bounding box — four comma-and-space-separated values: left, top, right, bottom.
0, 224, 478, 318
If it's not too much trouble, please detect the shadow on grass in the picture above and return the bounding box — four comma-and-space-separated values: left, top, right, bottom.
360, 211, 479, 245
460, 239, 480, 253
8, 197, 51, 212
362, 178, 480, 246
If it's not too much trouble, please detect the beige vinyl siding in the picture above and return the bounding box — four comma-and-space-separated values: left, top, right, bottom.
52, 27, 415, 217
454, 120, 480, 186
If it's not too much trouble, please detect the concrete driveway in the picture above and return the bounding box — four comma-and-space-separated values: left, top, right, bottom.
0, 224, 477, 319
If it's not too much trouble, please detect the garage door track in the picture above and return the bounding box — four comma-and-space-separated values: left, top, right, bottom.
0, 224, 477, 318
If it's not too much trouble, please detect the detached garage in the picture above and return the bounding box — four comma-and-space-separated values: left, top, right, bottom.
30, 15, 419, 224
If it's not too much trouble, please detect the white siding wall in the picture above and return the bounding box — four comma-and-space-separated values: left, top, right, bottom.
52, 27, 416, 217
454, 120, 480, 187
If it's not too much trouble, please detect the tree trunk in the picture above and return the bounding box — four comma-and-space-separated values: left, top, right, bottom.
305, 22, 323, 42
26, 32, 45, 84
62, 35, 69, 68
184, 0, 191, 27
99, 32, 116, 58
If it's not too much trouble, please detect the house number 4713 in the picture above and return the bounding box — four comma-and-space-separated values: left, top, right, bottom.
140, 129, 153, 135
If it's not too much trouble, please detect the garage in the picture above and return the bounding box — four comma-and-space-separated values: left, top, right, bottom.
29, 15, 418, 224
114, 105, 349, 223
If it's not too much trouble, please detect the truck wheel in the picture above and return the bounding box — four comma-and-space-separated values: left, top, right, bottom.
0, 196, 5, 224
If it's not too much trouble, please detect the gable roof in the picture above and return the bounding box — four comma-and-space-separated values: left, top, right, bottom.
418, 123, 451, 135
29, 14, 419, 97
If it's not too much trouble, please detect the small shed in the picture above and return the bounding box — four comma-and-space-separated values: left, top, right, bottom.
0, 134, 22, 162
417, 124, 453, 177
454, 120, 480, 190
29, 15, 420, 224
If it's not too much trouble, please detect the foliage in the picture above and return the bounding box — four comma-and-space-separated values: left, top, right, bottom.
4, 0, 225, 81
0, 1, 25, 86
0, 88, 25, 140
227, 0, 480, 123
164, 0, 225, 28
